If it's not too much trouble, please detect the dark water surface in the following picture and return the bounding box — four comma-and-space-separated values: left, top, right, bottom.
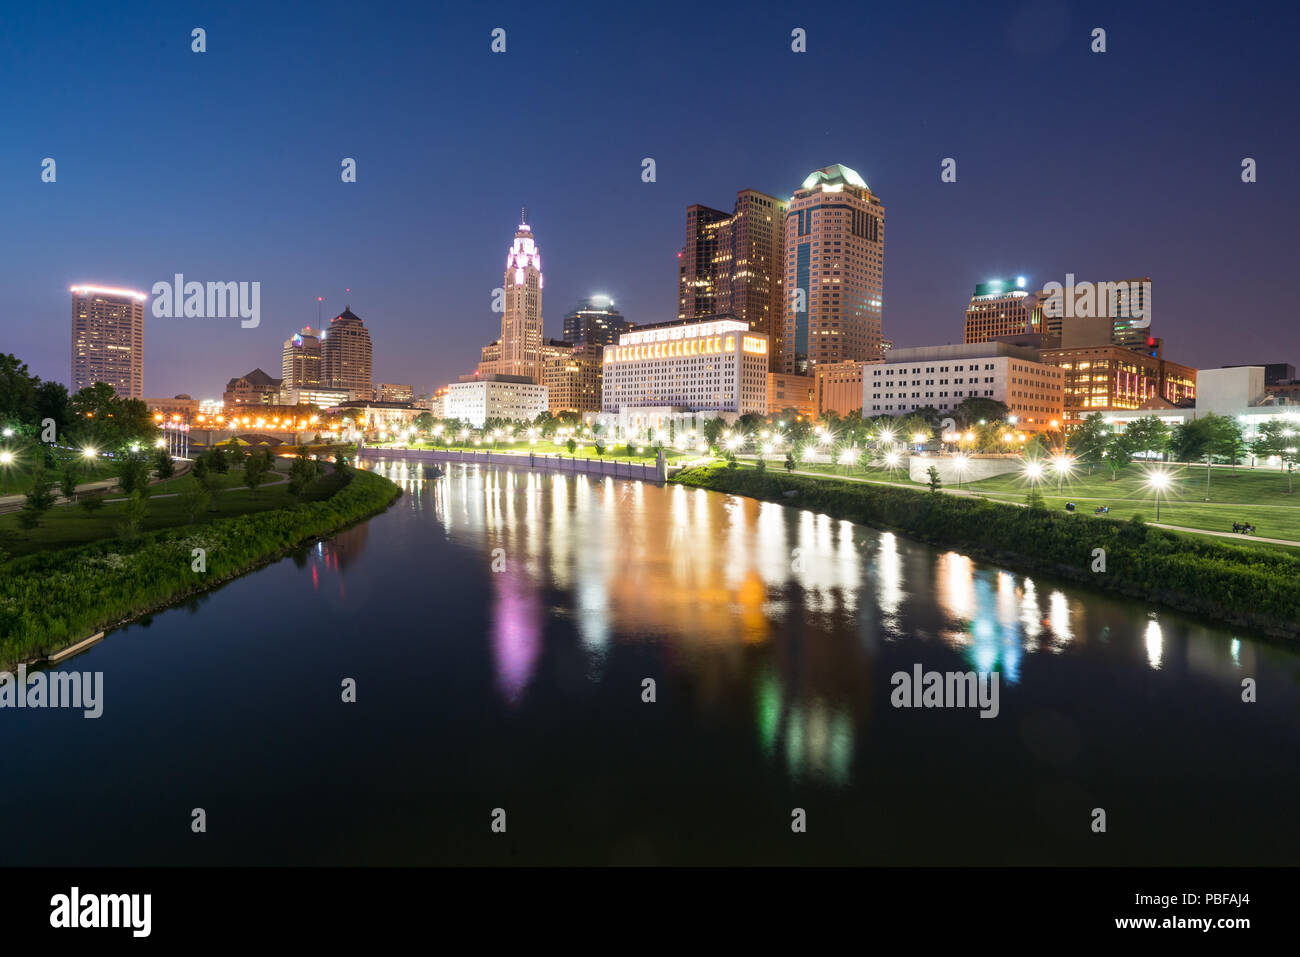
4, 460, 1297, 865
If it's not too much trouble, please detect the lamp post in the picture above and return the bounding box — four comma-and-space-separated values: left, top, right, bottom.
1146, 469, 1172, 522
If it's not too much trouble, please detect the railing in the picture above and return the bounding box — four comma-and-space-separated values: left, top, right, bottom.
358, 446, 669, 483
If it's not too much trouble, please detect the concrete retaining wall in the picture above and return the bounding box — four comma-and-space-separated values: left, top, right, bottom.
360, 446, 667, 483
908, 454, 1022, 484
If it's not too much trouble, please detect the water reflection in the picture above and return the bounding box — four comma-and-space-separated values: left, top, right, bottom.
359, 459, 1278, 788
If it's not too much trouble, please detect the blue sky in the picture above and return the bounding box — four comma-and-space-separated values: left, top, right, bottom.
2, 0, 1297, 397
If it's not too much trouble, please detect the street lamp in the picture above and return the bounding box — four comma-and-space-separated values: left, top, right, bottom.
953, 453, 969, 488
0, 450, 13, 465
1023, 460, 1045, 485
1146, 468, 1172, 521
1051, 453, 1073, 493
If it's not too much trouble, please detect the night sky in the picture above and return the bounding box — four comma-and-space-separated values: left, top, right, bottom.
3, 0, 1297, 399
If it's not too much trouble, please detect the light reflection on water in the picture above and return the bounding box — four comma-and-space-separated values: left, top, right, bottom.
362, 459, 1276, 790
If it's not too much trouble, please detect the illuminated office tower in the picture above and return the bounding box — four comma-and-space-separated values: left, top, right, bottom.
963, 277, 1036, 343
282, 326, 323, 391
781, 165, 884, 376
70, 284, 147, 398
678, 189, 786, 369
322, 307, 373, 399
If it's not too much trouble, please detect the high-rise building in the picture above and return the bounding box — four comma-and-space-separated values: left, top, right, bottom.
767, 373, 815, 417
543, 342, 603, 415
678, 190, 786, 369
1033, 277, 1153, 348
322, 307, 373, 398
70, 284, 147, 398
781, 165, 885, 377
497, 211, 545, 382
562, 295, 630, 347
282, 326, 323, 392
963, 278, 1036, 344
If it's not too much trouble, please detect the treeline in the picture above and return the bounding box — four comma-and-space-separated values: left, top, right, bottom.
672, 464, 1300, 639
0, 467, 400, 665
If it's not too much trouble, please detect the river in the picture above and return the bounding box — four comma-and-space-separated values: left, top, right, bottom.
3, 459, 1296, 865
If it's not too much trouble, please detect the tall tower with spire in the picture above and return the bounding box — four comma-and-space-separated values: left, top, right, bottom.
497, 210, 545, 382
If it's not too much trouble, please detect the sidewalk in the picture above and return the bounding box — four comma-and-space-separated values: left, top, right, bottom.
0, 459, 192, 514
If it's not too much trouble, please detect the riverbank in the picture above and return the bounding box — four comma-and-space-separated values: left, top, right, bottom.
671, 463, 1300, 641
0, 467, 401, 667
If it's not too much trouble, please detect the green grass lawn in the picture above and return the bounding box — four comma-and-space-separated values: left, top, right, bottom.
0, 452, 119, 496
0, 463, 301, 557
964, 465, 1300, 540
738, 458, 1300, 550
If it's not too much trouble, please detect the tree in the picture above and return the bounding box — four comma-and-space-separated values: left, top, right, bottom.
1251, 420, 1298, 492
117, 450, 152, 498
755, 457, 766, 474
566, 437, 577, 455
34, 380, 70, 439
953, 397, 1010, 427
1174, 414, 1243, 500
60, 463, 80, 503
1104, 429, 1138, 481
178, 476, 211, 522
288, 454, 319, 499
785, 451, 795, 472
18, 466, 57, 528
1025, 487, 1046, 509
594, 440, 606, 456
702, 418, 726, 447
413, 412, 434, 432
334, 449, 349, 470
153, 448, 175, 480
927, 465, 942, 493
208, 445, 230, 474
1068, 413, 1110, 472
0, 353, 39, 431
1124, 416, 1171, 462
244, 449, 270, 495
117, 490, 149, 539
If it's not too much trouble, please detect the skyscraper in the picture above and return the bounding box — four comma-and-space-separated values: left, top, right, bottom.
963, 278, 1036, 343
498, 210, 545, 382
781, 165, 884, 376
562, 295, 630, 347
678, 189, 786, 369
70, 284, 147, 398
322, 307, 373, 399
282, 326, 323, 392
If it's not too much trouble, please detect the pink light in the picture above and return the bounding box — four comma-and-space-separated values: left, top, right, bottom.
515, 268, 524, 285
70, 284, 148, 301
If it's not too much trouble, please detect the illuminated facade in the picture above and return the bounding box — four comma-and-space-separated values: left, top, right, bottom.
542, 343, 603, 414
495, 212, 545, 382
1041, 342, 1195, 428
678, 190, 786, 368
767, 373, 815, 417
322, 307, 373, 398
781, 165, 885, 376
865, 342, 1064, 431
377, 383, 414, 403
814, 359, 876, 417
445, 375, 548, 428
963, 278, 1036, 344
282, 326, 323, 391
223, 368, 283, 406
562, 296, 630, 348
70, 285, 147, 399
601, 318, 768, 421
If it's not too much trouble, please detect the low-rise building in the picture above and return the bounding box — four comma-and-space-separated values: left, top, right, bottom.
444, 375, 548, 428
865, 341, 1064, 431
814, 360, 875, 417
223, 368, 283, 406
767, 372, 815, 418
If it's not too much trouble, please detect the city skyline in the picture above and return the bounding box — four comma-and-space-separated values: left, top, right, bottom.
4, 1, 1296, 401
